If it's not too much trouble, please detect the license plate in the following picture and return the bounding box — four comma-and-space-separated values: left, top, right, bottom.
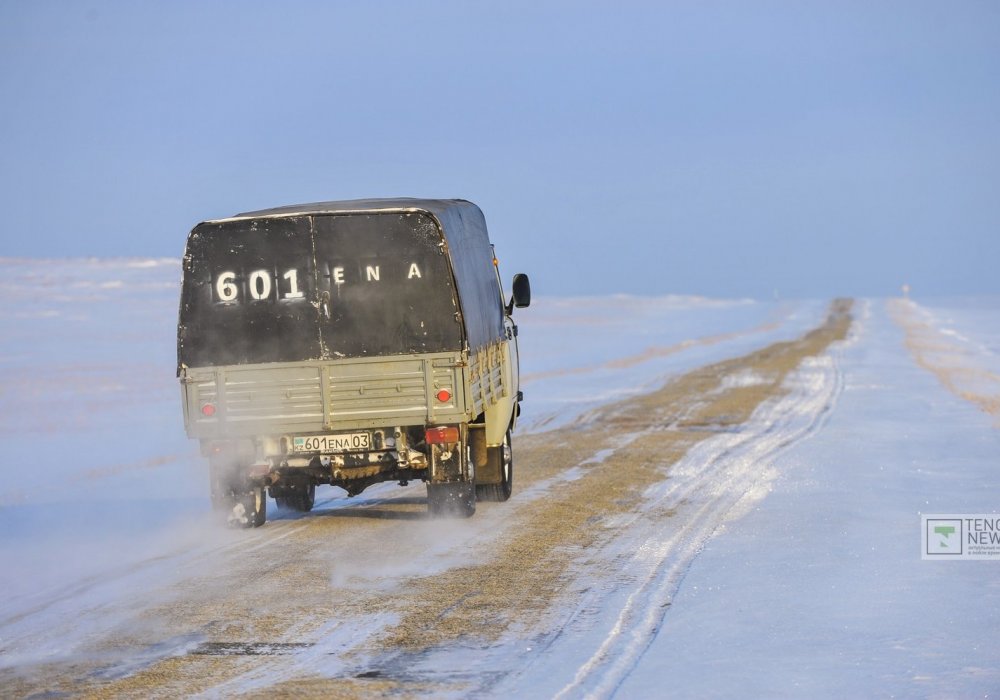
292, 432, 371, 453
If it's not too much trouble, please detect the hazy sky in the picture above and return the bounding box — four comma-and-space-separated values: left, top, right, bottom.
1, 1, 997, 299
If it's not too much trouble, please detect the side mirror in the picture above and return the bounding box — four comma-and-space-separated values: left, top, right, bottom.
510, 273, 531, 310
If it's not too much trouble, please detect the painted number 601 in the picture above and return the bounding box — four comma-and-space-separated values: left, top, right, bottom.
215, 269, 304, 302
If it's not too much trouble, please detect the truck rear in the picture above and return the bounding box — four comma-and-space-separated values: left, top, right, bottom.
177, 199, 529, 526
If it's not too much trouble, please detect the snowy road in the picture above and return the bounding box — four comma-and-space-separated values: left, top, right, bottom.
1, 259, 998, 698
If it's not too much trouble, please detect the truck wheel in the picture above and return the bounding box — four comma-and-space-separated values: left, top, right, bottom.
285, 483, 316, 512
475, 429, 513, 502
427, 482, 476, 518
227, 487, 267, 528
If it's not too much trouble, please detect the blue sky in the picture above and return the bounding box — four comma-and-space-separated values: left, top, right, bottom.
1, 1, 997, 299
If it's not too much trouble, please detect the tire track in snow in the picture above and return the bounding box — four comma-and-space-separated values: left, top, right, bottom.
552, 335, 851, 699
343, 302, 853, 692
888, 298, 1000, 422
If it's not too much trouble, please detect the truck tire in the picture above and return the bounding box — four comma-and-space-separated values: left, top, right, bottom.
427, 481, 476, 518
228, 487, 267, 528
285, 483, 316, 512
475, 429, 513, 502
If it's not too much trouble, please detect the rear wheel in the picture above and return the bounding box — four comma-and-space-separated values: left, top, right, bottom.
284, 483, 316, 512
427, 481, 476, 518
208, 457, 267, 528
228, 487, 267, 528
475, 429, 513, 502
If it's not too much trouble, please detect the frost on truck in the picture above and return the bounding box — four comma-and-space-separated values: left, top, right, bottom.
177, 199, 530, 527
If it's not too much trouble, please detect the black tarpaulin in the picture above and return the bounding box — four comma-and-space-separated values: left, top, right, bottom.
178, 199, 505, 369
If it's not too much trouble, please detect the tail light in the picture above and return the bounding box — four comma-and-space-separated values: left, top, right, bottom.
201, 403, 216, 417
425, 426, 460, 444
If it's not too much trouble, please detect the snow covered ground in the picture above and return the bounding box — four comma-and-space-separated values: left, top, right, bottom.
620, 300, 1000, 698
0, 257, 997, 697
922, 297, 1000, 375
516, 294, 828, 431
0, 258, 202, 607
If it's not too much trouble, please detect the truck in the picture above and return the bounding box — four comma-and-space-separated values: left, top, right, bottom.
177, 198, 530, 526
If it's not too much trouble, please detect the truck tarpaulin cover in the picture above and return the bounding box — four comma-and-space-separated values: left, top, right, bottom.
177, 199, 504, 370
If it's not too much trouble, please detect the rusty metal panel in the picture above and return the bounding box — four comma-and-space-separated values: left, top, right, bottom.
466, 340, 509, 417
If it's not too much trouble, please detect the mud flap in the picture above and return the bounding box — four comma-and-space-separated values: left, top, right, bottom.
427, 425, 475, 517
475, 440, 504, 485
429, 424, 471, 484
426, 481, 475, 518
468, 423, 496, 483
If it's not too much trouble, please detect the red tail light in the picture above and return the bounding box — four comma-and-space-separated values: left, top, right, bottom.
436, 388, 452, 403
425, 426, 459, 444
201, 403, 216, 417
